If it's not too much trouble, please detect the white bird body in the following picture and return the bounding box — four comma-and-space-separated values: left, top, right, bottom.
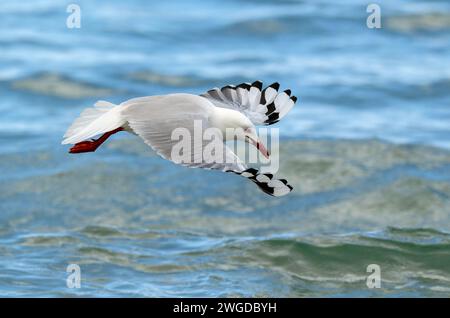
62, 81, 298, 196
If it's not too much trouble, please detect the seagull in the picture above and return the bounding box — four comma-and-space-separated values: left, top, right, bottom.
62, 81, 298, 196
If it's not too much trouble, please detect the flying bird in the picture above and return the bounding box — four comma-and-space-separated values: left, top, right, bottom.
62, 81, 298, 196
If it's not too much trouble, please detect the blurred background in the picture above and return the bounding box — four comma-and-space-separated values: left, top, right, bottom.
0, 0, 449, 297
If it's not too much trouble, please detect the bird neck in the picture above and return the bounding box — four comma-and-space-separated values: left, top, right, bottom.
209, 107, 246, 139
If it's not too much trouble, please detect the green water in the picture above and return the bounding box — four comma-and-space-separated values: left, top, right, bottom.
1, 138, 449, 297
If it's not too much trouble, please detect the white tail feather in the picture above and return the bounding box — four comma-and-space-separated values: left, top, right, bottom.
62, 101, 125, 145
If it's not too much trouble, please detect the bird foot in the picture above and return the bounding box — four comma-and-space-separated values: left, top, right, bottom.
69, 140, 99, 153
68, 127, 124, 154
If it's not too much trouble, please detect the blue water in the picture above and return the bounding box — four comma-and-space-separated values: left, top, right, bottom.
1, 0, 450, 297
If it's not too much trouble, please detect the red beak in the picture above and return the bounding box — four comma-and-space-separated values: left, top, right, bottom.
249, 138, 270, 159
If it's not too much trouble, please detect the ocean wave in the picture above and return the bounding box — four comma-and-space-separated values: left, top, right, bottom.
2, 138, 450, 235
216, 13, 357, 37
11, 73, 114, 99
1, 116, 450, 297
387, 13, 450, 33
128, 70, 208, 88
216, 229, 450, 295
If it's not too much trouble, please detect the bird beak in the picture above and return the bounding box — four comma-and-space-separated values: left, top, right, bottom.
248, 137, 270, 159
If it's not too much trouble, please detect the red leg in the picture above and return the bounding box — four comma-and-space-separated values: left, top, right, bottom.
69, 127, 123, 154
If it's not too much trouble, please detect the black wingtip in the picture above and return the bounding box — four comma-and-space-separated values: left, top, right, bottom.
244, 168, 259, 175
269, 82, 280, 91
278, 179, 293, 191
265, 101, 276, 115
237, 83, 251, 90
264, 112, 279, 124
284, 89, 291, 96
251, 80, 263, 90
234, 169, 293, 197
291, 96, 297, 103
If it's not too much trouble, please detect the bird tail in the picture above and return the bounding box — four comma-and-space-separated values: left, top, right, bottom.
230, 168, 293, 197
62, 101, 126, 145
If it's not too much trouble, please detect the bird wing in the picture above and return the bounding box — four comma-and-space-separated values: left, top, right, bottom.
200, 80, 298, 126
122, 94, 293, 196
122, 94, 245, 172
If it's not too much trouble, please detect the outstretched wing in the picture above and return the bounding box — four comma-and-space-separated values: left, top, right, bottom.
200, 80, 298, 126
121, 94, 293, 196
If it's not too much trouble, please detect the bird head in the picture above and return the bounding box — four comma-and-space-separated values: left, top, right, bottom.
242, 126, 270, 159
211, 107, 270, 159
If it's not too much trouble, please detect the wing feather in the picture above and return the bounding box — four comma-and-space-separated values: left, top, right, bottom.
200, 80, 298, 125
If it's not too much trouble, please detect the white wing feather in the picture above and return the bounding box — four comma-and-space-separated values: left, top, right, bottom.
121, 93, 246, 172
